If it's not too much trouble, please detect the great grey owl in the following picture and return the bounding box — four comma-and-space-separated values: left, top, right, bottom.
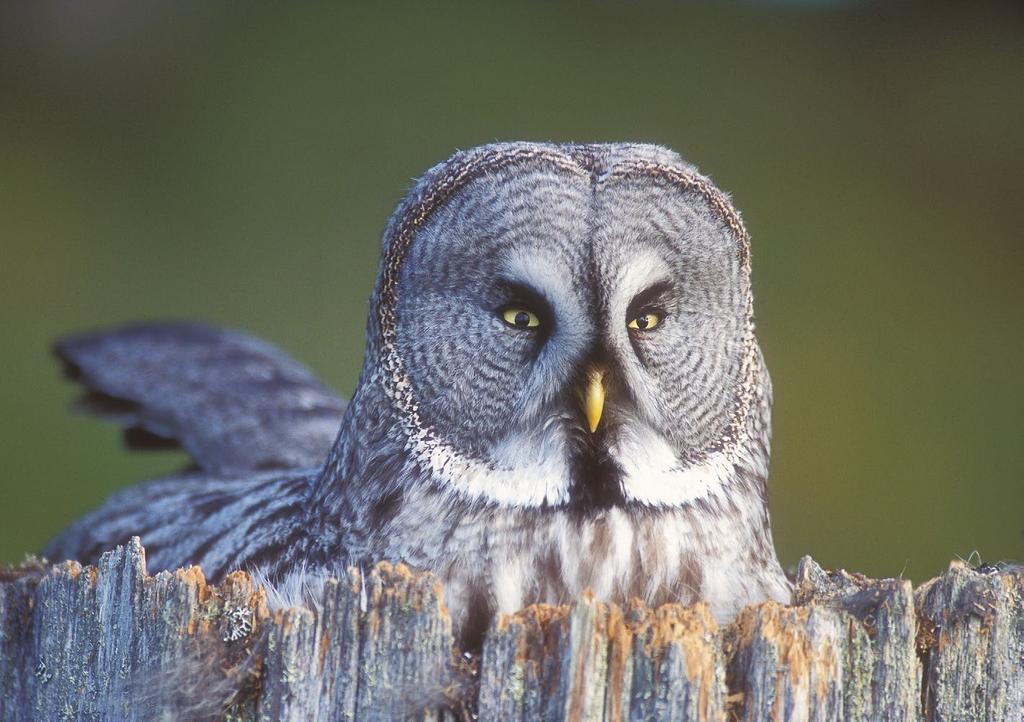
48, 142, 792, 643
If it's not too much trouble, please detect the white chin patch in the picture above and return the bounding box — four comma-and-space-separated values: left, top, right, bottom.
415, 417, 735, 508
609, 424, 735, 506
414, 421, 573, 506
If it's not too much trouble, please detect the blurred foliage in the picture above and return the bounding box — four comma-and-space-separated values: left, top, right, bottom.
1, 1, 1021, 580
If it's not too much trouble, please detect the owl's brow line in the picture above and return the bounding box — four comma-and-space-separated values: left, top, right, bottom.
627, 280, 674, 314
492, 277, 550, 304
671, 306, 741, 322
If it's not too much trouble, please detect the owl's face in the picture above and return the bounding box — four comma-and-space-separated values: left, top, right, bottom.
378, 144, 760, 512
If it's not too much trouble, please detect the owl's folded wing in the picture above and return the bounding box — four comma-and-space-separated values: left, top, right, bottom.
45, 470, 315, 579
54, 322, 346, 475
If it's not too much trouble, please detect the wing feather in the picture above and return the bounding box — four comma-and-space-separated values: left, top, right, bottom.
54, 322, 346, 475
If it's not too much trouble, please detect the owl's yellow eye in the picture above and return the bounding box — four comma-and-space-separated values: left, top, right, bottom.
502, 307, 541, 329
628, 312, 661, 331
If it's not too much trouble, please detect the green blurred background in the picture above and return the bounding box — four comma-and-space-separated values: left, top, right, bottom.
1, 1, 1021, 581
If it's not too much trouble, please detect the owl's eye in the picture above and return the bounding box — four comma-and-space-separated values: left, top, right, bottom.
628, 312, 661, 331
501, 307, 541, 329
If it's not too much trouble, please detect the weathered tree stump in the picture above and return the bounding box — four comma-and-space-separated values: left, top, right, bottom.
0, 539, 1020, 721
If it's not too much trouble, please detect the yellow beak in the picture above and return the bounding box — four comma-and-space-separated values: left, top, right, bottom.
582, 367, 606, 433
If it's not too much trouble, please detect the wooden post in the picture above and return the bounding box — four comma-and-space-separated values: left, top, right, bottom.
0, 539, 1020, 721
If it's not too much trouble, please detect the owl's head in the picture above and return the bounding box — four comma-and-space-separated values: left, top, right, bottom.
351, 142, 768, 514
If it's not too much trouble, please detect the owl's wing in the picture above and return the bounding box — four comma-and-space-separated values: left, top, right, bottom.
44, 469, 314, 581
55, 322, 346, 475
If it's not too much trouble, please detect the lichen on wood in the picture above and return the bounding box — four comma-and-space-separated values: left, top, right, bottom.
0, 540, 1021, 721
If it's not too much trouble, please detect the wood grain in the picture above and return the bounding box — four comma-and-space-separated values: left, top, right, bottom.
1, 541, 1020, 721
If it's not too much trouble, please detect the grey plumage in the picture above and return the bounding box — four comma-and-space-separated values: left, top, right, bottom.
54, 322, 345, 474
47, 142, 791, 646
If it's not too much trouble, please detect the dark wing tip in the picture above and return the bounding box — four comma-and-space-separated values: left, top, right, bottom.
122, 425, 180, 451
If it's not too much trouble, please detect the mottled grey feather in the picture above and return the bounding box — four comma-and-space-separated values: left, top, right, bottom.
55, 322, 345, 475
45, 470, 315, 581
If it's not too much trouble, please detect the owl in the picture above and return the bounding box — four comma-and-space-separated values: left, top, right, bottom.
47, 142, 791, 644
